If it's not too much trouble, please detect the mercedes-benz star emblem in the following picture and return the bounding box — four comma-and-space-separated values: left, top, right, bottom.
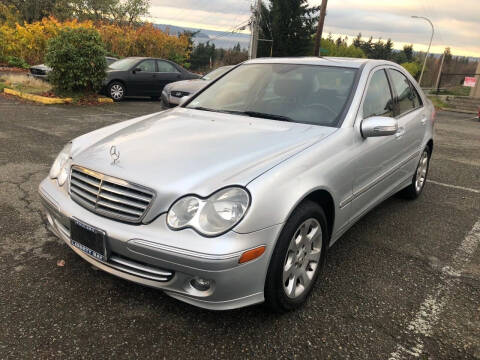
110, 145, 120, 165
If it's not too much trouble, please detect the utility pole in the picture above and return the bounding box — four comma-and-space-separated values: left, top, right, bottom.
314, 0, 328, 57
434, 49, 446, 92
250, 0, 262, 59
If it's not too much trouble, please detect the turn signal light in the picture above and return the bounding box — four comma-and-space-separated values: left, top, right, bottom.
239, 246, 266, 264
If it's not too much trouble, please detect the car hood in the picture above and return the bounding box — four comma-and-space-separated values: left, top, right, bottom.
71, 108, 336, 219
165, 79, 208, 94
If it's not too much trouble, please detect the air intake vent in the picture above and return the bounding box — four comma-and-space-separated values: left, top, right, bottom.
69, 166, 155, 223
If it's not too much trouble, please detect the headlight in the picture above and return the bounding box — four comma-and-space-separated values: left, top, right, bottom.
49, 143, 72, 186
167, 187, 250, 236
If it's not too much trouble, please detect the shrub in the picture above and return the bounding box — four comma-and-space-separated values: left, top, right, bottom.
0, 17, 191, 67
45, 27, 107, 92
6, 56, 29, 68
401, 62, 421, 79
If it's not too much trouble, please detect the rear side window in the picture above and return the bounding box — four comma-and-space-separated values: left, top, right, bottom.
363, 70, 394, 119
157, 61, 179, 73
410, 83, 423, 108
389, 69, 418, 116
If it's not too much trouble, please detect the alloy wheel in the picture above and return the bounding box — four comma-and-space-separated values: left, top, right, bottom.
110, 84, 124, 100
282, 218, 322, 299
415, 150, 429, 193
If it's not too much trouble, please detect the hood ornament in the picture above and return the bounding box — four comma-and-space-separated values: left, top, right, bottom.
110, 145, 120, 165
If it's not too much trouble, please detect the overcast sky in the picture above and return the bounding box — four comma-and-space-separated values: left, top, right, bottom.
148, 0, 480, 58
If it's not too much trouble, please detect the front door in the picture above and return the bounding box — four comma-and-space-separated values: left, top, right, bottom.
129, 59, 157, 95
350, 68, 403, 219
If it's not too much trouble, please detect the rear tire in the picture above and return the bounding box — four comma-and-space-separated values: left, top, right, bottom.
398, 146, 431, 199
264, 200, 328, 313
108, 81, 125, 102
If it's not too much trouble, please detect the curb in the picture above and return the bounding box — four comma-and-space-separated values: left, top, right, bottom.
438, 107, 477, 115
4, 88, 72, 104
97, 97, 113, 103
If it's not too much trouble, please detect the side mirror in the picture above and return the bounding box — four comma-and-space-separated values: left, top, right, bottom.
361, 116, 398, 138
133, 68, 142, 73
179, 95, 191, 106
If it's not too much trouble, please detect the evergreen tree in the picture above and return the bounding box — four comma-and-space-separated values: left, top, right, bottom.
352, 33, 362, 48
258, 0, 319, 57
403, 44, 413, 62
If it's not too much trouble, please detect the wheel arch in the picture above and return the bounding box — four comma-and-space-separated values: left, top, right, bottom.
302, 189, 335, 239
108, 79, 127, 92
276, 188, 335, 241
426, 138, 433, 154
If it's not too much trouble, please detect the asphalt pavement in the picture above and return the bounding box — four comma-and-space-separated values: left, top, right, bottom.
0, 95, 479, 359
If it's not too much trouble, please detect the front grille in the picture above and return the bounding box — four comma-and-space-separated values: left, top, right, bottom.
30, 68, 46, 75
69, 166, 155, 223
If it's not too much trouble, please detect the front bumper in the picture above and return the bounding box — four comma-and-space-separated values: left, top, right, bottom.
39, 177, 282, 310
29, 72, 49, 80
161, 90, 182, 106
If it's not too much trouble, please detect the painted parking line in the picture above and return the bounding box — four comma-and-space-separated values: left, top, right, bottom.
428, 180, 480, 194
388, 220, 480, 359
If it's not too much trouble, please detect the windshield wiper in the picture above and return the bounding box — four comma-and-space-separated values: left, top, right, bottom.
190, 107, 295, 123
219, 110, 295, 122
189, 106, 219, 113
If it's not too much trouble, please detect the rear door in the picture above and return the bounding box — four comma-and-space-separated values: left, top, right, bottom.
387, 68, 426, 178
156, 60, 182, 91
129, 59, 157, 95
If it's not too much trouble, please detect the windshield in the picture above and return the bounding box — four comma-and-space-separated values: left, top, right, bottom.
187, 63, 357, 127
202, 66, 233, 81
108, 58, 140, 71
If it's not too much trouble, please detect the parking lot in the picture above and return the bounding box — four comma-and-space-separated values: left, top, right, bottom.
0, 95, 479, 359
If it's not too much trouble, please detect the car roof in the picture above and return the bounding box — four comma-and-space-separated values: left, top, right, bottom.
122, 57, 168, 61
245, 57, 391, 69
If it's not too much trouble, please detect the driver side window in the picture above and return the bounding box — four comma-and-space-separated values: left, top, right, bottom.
363, 70, 394, 119
137, 60, 156, 73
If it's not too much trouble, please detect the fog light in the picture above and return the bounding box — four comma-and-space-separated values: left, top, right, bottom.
190, 277, 211, 291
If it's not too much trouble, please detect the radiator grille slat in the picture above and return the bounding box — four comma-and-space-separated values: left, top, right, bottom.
69, 166, 154, 223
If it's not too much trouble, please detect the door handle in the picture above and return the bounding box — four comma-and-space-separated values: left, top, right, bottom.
395, 127, 405, 138
420, 117, 427, 125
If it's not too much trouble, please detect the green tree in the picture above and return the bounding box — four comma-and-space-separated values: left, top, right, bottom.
45, 27, 107, 92
258, 0, 319, 57
3, 0, 57, 22
317, 38, 365, 58
190, 42, 216, 70
403, 44, 413, 62
3, 0, 150, 24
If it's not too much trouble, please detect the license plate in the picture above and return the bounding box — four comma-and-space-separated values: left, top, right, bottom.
70, 219, 107, 261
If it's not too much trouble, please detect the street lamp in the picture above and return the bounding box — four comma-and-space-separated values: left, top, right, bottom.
411, 15, 434, 87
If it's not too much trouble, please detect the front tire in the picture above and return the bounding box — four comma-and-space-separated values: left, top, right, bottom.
264, 200, 328, 313
398, 146, 431, 199
108, 81, 125, 102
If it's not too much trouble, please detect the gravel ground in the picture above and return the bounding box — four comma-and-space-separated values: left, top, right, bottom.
0, 96, 479, 359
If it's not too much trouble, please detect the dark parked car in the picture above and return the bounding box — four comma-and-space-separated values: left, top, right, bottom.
29, 56, 118, 80
103, 57, 200, 101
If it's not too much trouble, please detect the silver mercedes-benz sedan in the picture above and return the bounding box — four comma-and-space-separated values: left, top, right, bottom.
39, 57, 434, 312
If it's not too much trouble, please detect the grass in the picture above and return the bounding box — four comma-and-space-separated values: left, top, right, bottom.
428, 95, 449, 109
436, 85, 471, 97
1, 73, 52, 95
